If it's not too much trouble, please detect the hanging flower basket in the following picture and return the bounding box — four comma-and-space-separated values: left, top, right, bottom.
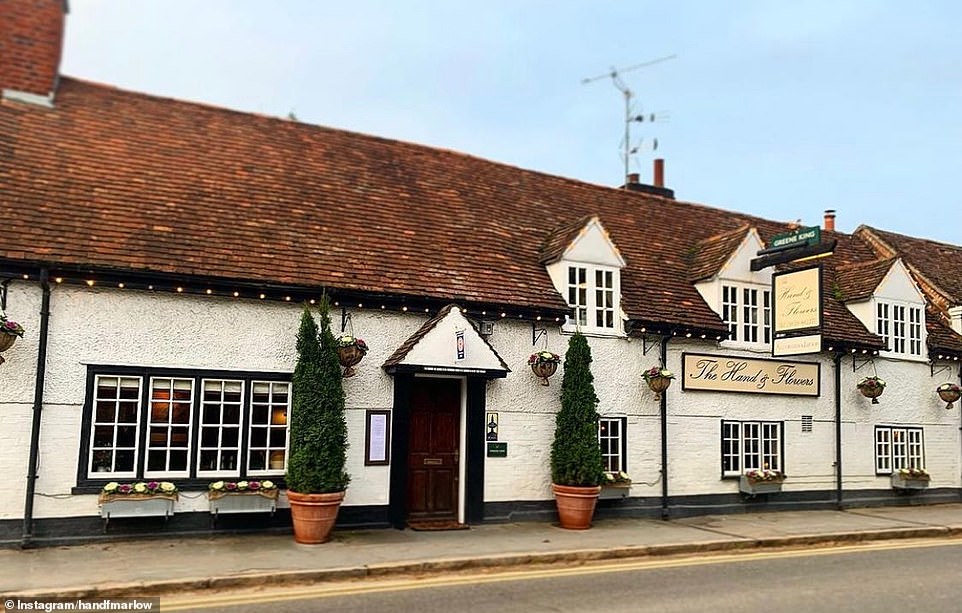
857, 375, 886, 404
0, 316, 25, 364
528, 351, 561, 386
335, 335, 368, 377
643, 366, 675, 400
937, 383, 961, 410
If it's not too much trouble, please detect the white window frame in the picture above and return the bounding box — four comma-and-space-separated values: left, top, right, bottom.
88, 375, 143, 479
196, 378, 245, 478
720, 283, 771, 348
875, 426, 924, 474
721, 420, 782, 477
247, 380, 292, 476
145, 377, 196, 479
598, 416, 627, 473
564, 263, 621, 335
876, 299, 924, 359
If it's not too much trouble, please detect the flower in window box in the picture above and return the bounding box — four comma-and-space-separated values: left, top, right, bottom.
208, 479, 279, 500
98, 481, 178, 503
895, 467, 930, 481
743, 468, 785, 484
335, 335, 369, 377
856, 376, 886, 404
603, 471, 632, 487
937, 383, 961, 410
643, 366, 675, 400
528, 351, 561, 386
0, 315, 25, 362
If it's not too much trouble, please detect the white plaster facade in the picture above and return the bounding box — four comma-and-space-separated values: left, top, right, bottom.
2, 273, 959, 533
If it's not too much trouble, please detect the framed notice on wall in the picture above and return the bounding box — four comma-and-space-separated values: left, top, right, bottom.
364, 409, 391, 466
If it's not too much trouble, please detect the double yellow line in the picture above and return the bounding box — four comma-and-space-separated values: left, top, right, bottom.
160, 538, 962, 611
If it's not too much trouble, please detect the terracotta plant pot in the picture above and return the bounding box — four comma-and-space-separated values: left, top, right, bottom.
336, 345, 365, 377
287, 490, 345, 544
530, 361, 558, 386
551, 483, 601, 530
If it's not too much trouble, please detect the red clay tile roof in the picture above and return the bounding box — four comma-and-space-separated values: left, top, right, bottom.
926, 308, 962, 358
857, 227, 962, 306
687, 224, 751, 282
0, 78, 894, 345
539, 215, 596, 265
834, 258, 897, 303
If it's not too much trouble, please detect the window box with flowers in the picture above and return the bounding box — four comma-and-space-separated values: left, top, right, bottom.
98, 481, 178, 529
529, 350, 561, 385
208, 480, 279, 520
891, 467, 930, 491
857, 376, 886, 404
643, 366, 675, 400
739, 469, 785, 495
336, 335, 368, 377
0, 315, 25, 364
600, 471, 632, 499
937, 383, 961, 410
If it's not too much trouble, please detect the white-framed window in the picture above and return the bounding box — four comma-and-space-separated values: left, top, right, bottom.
566, 264, 619, 333
721, 420, 782, 477
721, 284, 771, 346
89, 376, 143, 477
875, 426, 924, 474
146, 377, 195, 477
876, 300, 923, 358
598, 417, 627, 473
248, 381, 291, 474
197, 379, 244, 476
82, 368, 290, 483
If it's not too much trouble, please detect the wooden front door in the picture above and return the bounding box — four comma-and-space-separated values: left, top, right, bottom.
407, 378, 460, 523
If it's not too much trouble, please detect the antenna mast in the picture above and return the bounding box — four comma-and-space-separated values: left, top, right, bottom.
582, 54, 676, 184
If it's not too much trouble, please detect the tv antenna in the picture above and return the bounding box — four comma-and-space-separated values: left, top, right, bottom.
582, 54, 675, 184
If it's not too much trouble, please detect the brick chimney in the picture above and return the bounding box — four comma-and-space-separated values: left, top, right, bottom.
653, 158, 665, 187
0, 0, 68, 104
823, 209, 836, 232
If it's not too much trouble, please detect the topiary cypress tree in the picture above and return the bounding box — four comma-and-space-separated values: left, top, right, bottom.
286, 298, 350, 493
550, 332, 605, 486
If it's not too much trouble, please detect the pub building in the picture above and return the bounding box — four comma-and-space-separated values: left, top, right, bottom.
2, 2, 962, 544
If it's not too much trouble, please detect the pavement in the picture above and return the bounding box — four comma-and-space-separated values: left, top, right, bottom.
4, 504, 962, 600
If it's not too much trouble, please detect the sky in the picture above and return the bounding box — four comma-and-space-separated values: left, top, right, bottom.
61, 1, 962, 244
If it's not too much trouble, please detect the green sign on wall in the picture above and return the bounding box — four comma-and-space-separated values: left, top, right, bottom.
486, 442, 508, 458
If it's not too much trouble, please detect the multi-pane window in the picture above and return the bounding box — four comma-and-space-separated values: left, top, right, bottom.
248, 381, 290, 473
721, 285, 771, 345
875, 426, 924, 474
83, 369, 290, 482
90, 376, 142, 476
598, 417, 627, 473
721, 421, 782, 477
877, 301, 922, 357
566, 265, 619, 332
146, 377, 194, 476
198, 379, 244, 475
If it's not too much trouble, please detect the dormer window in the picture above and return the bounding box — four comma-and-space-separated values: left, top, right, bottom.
876, 300, 923, 357
567, 266, 616, 330
721, 283, 771, 346
542, 216, 625, 337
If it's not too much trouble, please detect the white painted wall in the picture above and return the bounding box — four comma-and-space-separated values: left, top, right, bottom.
0, 281, 958, 524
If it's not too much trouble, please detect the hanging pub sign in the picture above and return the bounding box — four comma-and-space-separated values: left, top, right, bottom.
772, 265, 823, 357
682, 353, 820, 397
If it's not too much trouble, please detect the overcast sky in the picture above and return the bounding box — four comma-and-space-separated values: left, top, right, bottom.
61, 1, 962, 244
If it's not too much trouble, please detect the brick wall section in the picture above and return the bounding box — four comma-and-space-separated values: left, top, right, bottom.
0, 0, 65, 97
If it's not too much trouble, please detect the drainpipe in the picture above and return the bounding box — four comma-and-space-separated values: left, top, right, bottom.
21, 269, 50, 548
660, 335, 670, 520
834, 351, 843, 510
